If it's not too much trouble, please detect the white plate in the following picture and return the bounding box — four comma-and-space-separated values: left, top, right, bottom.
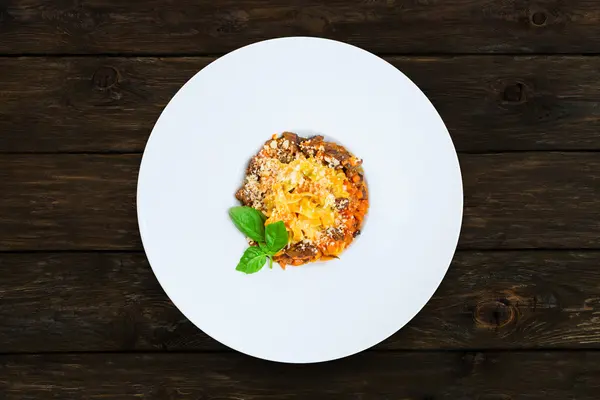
137, 37, 463, 363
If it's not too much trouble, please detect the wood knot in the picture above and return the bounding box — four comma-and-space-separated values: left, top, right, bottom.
531, 11, 547, 26
474, 299, 515, 329
503, 82, 526, 103
92, 66, 119, 89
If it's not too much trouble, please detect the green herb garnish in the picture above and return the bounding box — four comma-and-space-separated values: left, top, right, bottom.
228, 206, 267, 243
264, 221, 288, 255
229, 206, 289, 274
235, 247, 267, 274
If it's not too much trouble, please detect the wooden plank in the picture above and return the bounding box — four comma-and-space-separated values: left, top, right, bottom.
0, 155, 139, 250
0, 58, 210, 153
2, 251, 600, 352
2, 56, 600, 152
2, 352, 600, 399
0, 253, 222, 352
1, 153, 599, 251
459, 153, 600, 249
1, 0, 600, 55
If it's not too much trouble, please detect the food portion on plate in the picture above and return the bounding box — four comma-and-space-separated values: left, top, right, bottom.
230, 132, 368, 273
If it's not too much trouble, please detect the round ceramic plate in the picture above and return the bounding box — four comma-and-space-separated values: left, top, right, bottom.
137, 37, 463, 363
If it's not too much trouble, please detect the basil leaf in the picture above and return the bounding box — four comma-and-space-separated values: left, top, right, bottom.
258, 242, 272, 255
236, 247, 267, 274
228, 206, 266, 242
257, 243, 275, 268
265, 221, 289, 254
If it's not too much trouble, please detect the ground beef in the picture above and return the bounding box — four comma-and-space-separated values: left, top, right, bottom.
246, 156, 261, 175
263, 133, 302, 164
282, 132, 300, 145
299, 136, 354, 169
307, 135, 324, 143
323, 142, 351, 164
235, 188, 253, 206
335, 198, 350, 211
276, 136, 298, 163
327, 227, 345, 241
343, 162, 363, 177
286, 242, 318, 260
299, 135, 324, 158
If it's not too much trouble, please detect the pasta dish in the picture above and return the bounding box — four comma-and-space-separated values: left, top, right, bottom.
235, 132, 369, 267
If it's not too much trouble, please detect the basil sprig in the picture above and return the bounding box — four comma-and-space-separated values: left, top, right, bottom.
229, 206, 289, 274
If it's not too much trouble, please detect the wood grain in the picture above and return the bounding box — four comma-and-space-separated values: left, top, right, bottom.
0, 155, 139, 250
1, 153, 599, 251
2, 0, 600, 55
459, 153, 600, 249
3, 251, 600, 352
2, 351, 600, 399
2, 56, 600, 152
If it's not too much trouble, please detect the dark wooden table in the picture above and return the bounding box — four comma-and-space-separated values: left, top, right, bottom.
2, 0, 600, 398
